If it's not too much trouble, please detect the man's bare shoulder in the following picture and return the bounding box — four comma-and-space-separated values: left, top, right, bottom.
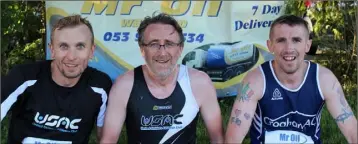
112, 69, 135, 90
317, 64, 338, 87
187, 67, 212, 86
186, 66, 216, 107
245, 66, 264, 83
116, 69, 134, 82
240, 66, 265, 100
318, 64, 335, 79
109, 69, 135, 108
317, 64, 338, 98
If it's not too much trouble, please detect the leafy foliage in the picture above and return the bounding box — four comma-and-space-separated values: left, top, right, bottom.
284, 0, 307, 17
1, 2, 45, 142
285, 0, 357, 86
1, 1, 46, 75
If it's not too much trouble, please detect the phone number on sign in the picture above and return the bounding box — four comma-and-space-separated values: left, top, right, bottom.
103, 32, 205, 43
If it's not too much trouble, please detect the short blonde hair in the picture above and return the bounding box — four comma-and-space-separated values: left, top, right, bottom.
51, 14, 94, 44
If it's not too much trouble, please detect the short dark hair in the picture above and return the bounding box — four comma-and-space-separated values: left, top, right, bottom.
51, 14, 94, 44
137, 12, 184, 46
269, 14, 310, 40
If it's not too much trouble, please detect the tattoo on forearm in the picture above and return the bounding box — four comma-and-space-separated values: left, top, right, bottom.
236, 82, 254, 102
231, 109, 242, 126
231, 116, 242, 126
244, 113, 251, 120
333, 81, 354, 123
235, 109, 242, 116
335, 109, 354, 123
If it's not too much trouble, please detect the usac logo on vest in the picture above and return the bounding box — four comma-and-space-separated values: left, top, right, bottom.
140, 114, 184, 131
33, 112, 82, 133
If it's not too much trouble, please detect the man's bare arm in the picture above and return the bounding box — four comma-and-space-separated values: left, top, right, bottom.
190, 69, 224, 143
100, 71, 134, 143
225, 68, 264, 143
97, 75, 113, 142
319, 66, 357, 143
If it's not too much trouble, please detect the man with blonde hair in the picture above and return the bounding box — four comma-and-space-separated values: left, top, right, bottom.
1, 14, 112, 143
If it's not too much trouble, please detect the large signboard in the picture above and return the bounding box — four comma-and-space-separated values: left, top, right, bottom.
46, 1, 285, 97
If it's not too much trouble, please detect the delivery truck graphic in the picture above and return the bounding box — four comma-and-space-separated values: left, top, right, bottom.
182, 41, 259, 82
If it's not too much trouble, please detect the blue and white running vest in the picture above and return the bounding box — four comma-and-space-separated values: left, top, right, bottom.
250, 60, 325, 144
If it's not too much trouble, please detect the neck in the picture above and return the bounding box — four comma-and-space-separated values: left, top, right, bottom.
272, 61, 308, 89
51, 62, 80, 87
144, 65, 178, 87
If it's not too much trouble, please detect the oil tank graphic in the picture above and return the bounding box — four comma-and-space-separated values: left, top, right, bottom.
182, 41, 259, 82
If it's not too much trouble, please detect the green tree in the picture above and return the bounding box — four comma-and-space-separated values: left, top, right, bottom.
285, 0, 357, 86
1, 1, 46, 75
1, 2, 45, 143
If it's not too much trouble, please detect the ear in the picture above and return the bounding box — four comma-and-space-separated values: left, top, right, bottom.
140, 47, 145, 57
49, 43, 55, 59
305, 39, 312, 53
90, 44, 96, 59
266, 39, 274, 53
178, 45, 184, 56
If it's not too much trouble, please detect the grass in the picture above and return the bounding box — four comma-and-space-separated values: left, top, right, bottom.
2, 91, 356, 144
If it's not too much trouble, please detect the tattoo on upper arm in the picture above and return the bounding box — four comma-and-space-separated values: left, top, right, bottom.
231, 109, 242, 126
236, 82, 255, 102
333, 81, 354, 123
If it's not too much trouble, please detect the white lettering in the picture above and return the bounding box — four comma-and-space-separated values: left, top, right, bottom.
56, 117, 70, 128
265, 130, 313, 144
69, 119, 82, 129
33, 112, 82, 131
264, 117, 316, 130
140, 114, 184, 130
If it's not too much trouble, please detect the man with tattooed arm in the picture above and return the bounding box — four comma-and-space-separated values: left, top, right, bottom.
225, 15, 357, 144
